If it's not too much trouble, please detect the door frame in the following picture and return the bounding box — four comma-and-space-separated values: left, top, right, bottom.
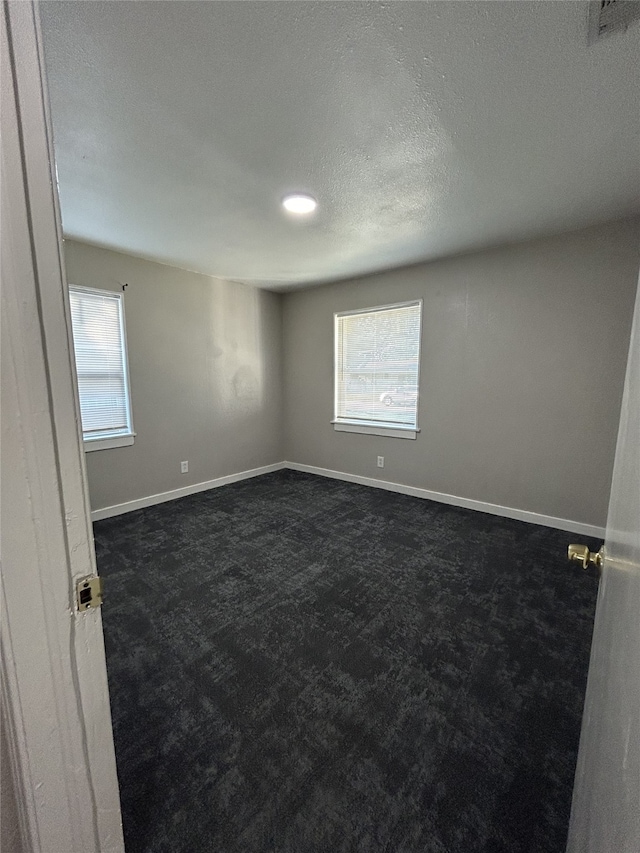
1, 2, 124, 850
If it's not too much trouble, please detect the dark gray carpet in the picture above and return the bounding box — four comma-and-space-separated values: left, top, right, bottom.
94, 469, 599, 853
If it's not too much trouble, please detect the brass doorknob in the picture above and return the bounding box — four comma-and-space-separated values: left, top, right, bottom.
568, 544, 603, 570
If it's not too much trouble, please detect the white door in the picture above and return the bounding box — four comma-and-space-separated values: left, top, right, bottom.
1, 2, 124, 851
566, 272, 640, 852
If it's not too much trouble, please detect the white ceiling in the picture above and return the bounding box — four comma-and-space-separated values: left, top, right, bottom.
40, 1, 640, 291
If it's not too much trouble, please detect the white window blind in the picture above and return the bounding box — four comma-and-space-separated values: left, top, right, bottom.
69, 286, 133, 447
335, 301, 422, 432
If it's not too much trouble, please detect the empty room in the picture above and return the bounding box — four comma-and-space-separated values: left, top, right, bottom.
2, 2, 640, 853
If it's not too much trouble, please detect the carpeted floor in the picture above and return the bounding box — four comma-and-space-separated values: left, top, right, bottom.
94, 469, 599, 853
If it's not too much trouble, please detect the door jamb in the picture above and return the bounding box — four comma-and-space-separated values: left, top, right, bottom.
1, 2, 124, 850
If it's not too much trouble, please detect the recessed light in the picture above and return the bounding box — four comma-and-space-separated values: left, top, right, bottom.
282, 193, 317, 215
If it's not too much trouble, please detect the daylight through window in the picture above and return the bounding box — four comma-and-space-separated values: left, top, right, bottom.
69, 286, 134, 450
335, 301, 422, 434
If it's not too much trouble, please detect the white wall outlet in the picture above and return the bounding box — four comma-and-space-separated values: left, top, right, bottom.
180, 461, 189, 474
377, 456, 384, 468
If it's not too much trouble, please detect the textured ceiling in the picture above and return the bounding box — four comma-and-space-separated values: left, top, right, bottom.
40, 1, 640, 291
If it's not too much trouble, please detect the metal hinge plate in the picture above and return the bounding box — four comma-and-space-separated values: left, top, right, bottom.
76, 576, 104, 612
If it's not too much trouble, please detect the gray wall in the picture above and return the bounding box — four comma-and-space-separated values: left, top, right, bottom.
64, 240, 283, 511
283, 218, 640, 527
1, 707, 24, 853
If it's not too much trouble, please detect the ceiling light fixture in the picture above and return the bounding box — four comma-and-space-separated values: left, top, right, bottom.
282, 193, 317, 215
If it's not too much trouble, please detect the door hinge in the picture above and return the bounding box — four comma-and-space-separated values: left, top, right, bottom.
76, 576, 104, 612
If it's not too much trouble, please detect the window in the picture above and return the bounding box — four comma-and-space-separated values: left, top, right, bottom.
334, 300, 422, 439
69, 286, 134, 452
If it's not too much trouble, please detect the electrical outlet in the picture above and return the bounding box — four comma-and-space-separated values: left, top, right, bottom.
377, 456, 384, 468
180, 461, 189, 474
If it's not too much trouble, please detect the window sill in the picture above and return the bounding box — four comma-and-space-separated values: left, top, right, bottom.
84, 434, 135, 453
332, 421, 419, 440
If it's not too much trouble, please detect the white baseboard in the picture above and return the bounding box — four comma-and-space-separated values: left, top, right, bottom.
284, 462, 606, 539
90, 462, 285, 521
91, 458, 606, 539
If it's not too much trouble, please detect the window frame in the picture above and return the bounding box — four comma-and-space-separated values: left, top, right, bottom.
68, 284, 135, 452
333, 299, 423, 440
